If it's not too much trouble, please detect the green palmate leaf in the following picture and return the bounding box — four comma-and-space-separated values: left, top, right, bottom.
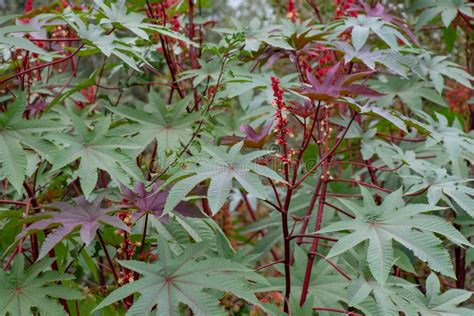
330, 15, 411, 51
109, 92, 197, 155
417, 111, 474, 175
417, 272, 473, 315
0, 256, 83, 316
335, 42, 421, 78
319, 187, 466, 284
415, 0, 473, 29
403, 164, 474, 218
0, 93, 61, 192
163, 141, 284, 215
347, 276, 427, 316
96, 0, 149, 39
370, 76, 447, 110
0, 25, 48, 55
45, 113, 144, 197
347, 100, 426, 132
218, 17, 294, 51
418, 53, 473, 93
94, 240, 266, 315
63, 8, 146, 71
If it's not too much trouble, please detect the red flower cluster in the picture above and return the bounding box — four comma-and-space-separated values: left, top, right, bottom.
334, 0, 357, 20
445, 81, 473, 115
287, 0, 298, 23
148, 0, 183, 43
299, 45, 336, 79
75, 86, 96, 109
271, 77, 291, 164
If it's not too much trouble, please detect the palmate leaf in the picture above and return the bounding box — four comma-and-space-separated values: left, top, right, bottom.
94, 240, 267, 316
0, 93, 61, 192
330, 15, 411, 51
96, 0, 149, 39
319, 187, 469, 285
94, 0, 196, 47
109, 93, 198, 155
414, 273, 473, 315
298, 60, 382, 102
417, 111, 474, 175
163, 141, 284, 215
347, 99, 426, 132
121, 181, 203, 222
217, 17, 294, 52
418, 53, 473, 93
63, 8, 144, 71
403, 164, 474, 218
414, 0, 473, 29
353, 1, 418, 44
0, 24, 47, 55
335, 42, 420, 78
45, 113, 144, 197
0, 256, 83, 316
347, 276, 426, 316
370, 76, 447, 110
16, 195, 129, 259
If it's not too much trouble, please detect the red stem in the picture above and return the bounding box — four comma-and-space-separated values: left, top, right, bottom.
313, 307, 362, 315
310, 252, 352, 281
0, 44, 84, 86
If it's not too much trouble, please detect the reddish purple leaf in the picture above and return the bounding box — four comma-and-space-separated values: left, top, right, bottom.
221, 121, 274, 148
299, 60, 382, 101
17, 195, 129, 259
121, 182, 203, 222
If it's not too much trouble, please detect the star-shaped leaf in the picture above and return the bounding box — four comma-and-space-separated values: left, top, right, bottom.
109, 93, 198, 156
415, 0, 473, 29
121, 181, 203, 222
0, 256, 83, 315
418, 272, 473, 315
45, 113, 144, 197
417, 111, 474, 175
319, 187, 468, 284
96, 0, 149, 39
299, 60, 382, 102
330, 15, 411, 51
17, 195, 129, 259
94, 239, 266, 315
418, 53, 473, 93
221, 120, 273, 148
403, 163, 474, 218
0, 93, 61, 192
163, 141, 285, 215
370, 76, 447, 110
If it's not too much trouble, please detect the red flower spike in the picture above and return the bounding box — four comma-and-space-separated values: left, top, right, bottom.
287, 0, 298, 23
271, 77, 291, 164
24, 0, 33, 13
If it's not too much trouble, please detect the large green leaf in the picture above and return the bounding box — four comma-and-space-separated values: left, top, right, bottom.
0, 257, 83, 315
0, 93, 61, 192
94, 240, 266, 315
45, 113, 143, 197
319, 187, 468, 284
163, 141, 284, 215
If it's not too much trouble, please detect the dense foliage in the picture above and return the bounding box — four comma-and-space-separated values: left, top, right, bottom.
0, 0, 473, 315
